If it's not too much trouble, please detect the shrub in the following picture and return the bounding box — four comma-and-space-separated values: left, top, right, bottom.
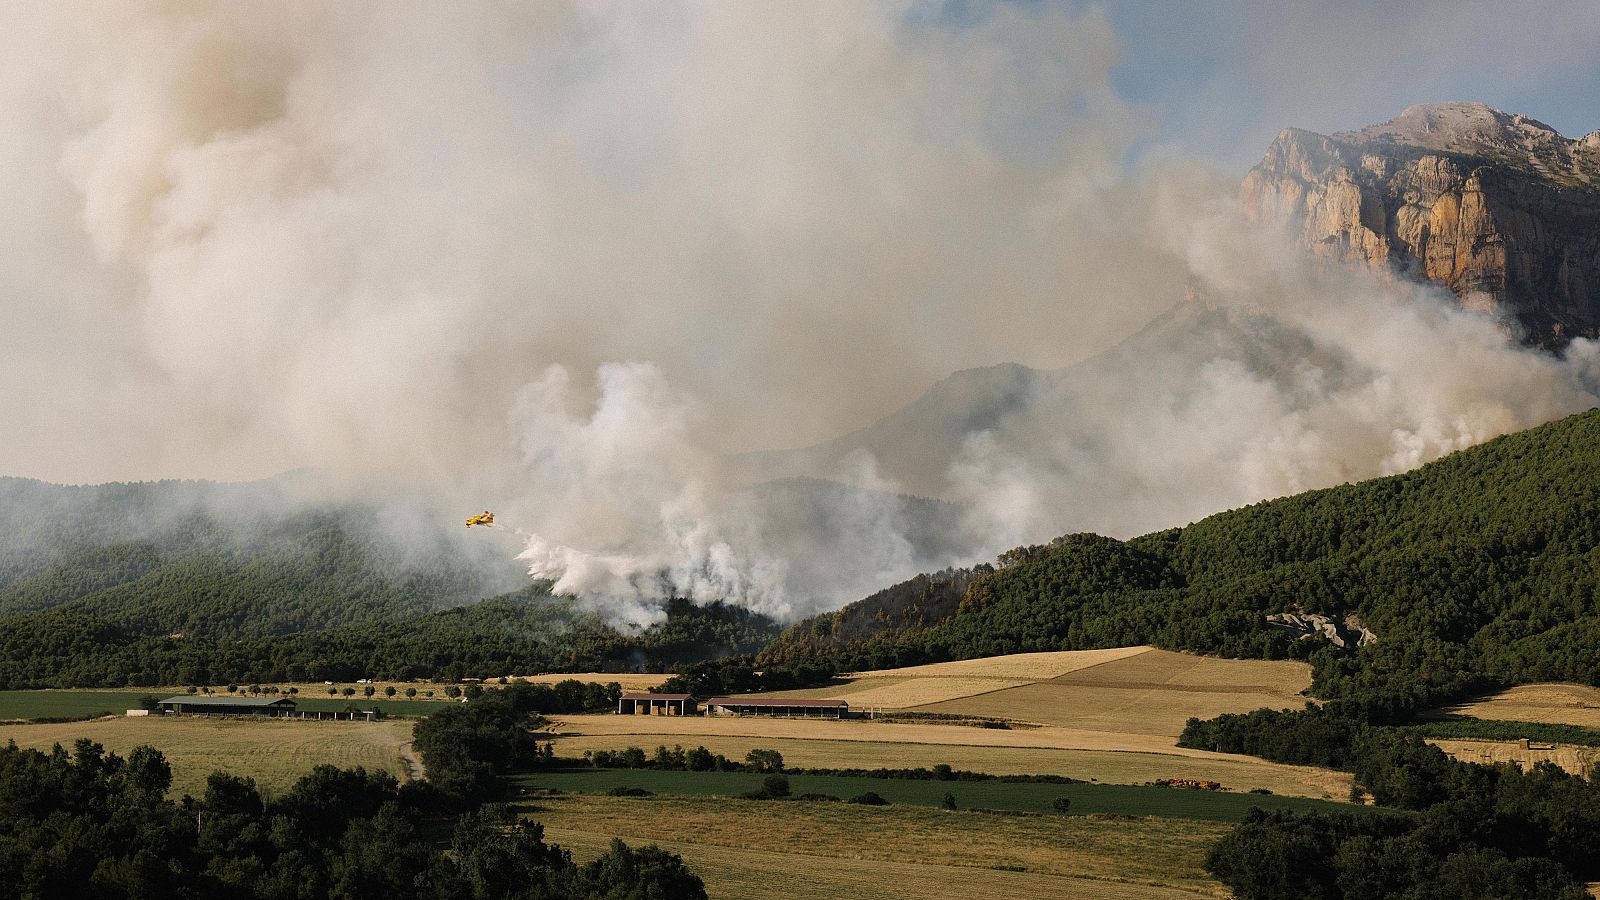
763, 774, 791, 799
1052, 797, 1072, 815
745, 749, 784, 773
606, 787, 652, 797
940, 792, 957, 810
848, 791, 888, 806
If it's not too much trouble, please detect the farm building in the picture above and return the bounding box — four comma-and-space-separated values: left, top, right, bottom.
617, 692, 695, 716
158, 695, 298, 716
158, 695, 379, 721
705, 697, 848, 718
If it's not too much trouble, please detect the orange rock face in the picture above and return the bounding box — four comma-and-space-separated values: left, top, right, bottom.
1241, 103, 1600, 346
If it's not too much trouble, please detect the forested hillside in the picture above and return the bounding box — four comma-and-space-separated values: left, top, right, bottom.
0, 475, 531, 624
764, 407, 1600, 715
0, 477, 779, 687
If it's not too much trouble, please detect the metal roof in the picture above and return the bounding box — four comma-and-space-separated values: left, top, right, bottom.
158, 695, 296, 707
705, 697, 847, 708
620, 692, 693, 701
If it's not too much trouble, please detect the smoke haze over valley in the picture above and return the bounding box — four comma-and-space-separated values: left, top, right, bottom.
4, 3, 1600, 623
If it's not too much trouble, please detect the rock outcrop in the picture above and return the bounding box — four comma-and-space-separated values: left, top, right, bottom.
1265, 611, 1376, 649
1242, 102, 1600, 346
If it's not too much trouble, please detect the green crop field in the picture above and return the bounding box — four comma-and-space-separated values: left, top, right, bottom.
0, 691, 150, 721
0, 690, 456, 722
511, 767, 1371, 823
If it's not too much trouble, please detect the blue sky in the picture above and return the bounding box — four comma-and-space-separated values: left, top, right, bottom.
1090, 0, 1600, 171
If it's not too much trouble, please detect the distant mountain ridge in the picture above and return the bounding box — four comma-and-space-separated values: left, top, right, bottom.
734, 297, 1344, 504
1242, 101, 1600, 345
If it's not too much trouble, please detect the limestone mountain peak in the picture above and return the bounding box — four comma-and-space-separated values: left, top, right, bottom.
1242, 103, 1600, 345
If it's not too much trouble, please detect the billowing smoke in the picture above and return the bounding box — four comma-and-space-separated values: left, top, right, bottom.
0, 4, 1595, 624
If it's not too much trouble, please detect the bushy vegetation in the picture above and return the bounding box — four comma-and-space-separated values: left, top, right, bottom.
412, 678, 631, 804
0, 738, 703, 899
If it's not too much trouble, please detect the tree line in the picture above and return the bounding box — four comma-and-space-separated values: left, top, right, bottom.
0, 736, 704, 899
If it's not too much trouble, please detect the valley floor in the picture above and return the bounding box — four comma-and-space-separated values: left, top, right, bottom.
521, 793, 1231, 899
545, 646, 1350, 800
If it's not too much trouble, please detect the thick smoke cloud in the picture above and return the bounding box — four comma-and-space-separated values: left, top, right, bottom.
0, 3, 1595, 624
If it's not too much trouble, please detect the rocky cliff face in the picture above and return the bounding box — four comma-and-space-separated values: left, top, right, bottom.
1242, 102, 1600, 345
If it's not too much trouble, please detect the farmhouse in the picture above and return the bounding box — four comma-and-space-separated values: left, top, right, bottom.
705, 697, 848, 719
617, 692, 695, 716
158, 695, 298, 716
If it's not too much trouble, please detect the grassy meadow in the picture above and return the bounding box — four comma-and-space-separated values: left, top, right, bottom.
521, 792, 1233, 899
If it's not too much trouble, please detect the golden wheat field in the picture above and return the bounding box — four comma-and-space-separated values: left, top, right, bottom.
758, 646, 1311, 737
916, 649, 1311, 737
524, 793, 1231, 899
1445, 684, 1600, 729
851, 647, 1154, 681
540, 730, 1351, 798
0, 716, 417, 797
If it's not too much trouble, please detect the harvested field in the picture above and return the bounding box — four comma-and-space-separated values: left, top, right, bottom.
761, 647, 1154, 707
543, 732, 1351, 798
1445, 684, 1600, 729
546, 714, 1352, 799
1430, 738, 1600, 776
759, 647, 1311, 738
0, 716, 416, 797
766, 676, 1032, 708
849, 647, 1153, 681
524, 792, 1230, 898
917, 649, 1311, 737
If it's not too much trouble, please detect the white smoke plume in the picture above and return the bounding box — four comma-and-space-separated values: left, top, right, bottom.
0, 3, 1595, 624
